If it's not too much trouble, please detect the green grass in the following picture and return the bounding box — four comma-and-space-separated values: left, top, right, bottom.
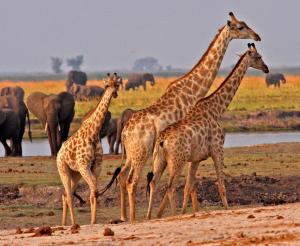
1, 143, 299, 187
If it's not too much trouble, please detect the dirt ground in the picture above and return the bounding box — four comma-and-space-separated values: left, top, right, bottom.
1, 202, 300, 245
0, 143, 300, 244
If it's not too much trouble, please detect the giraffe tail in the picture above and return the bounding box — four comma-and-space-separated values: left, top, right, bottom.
146, 171, 154, 197
99, 166, 122, 195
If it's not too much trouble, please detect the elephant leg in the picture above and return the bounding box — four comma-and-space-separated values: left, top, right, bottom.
107, 135, 112, 154
114, 123, 122, 155
109, 134, 116, 154
18, 116, 26, 156
1, 140, 12, 156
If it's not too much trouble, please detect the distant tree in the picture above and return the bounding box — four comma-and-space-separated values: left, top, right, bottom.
132, 57, 160, 72
165, 65, 173, 71
51, 57, 63, 74
67, 55, 84, 70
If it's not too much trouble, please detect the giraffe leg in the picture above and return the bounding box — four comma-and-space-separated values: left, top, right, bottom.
167, 172, 181, 216
157, 162, 183, 218
62, 193, 68, 226
78, 165, 98, 224
157, 191, 169, 218
182, 161, 200, 214
127, 165, 143, 223
58, 164, 75, 226
118, 159, 131, 221
147, 155, 167, 220
211, 146, 228, 209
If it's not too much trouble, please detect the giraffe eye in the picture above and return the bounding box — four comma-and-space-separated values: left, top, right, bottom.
237, 26, 244, 30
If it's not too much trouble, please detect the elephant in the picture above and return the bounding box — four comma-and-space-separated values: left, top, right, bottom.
70, 83, 104, 101
65, 70, 87, 92
27, 91, 75, 156
114, 108, 135, 154
0, 95, 32, 156
83, 109, 116, 153
101, 117, 117, 154
0, 86, 25, 101
0, 108, 21, 156
265, 73, 286, 87
125, 73, 155, 91
99, 111, 112, 139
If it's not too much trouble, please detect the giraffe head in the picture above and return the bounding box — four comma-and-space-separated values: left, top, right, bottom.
104, 72, 119, 98
246, 43, 269, 73
227, 12, 261, 41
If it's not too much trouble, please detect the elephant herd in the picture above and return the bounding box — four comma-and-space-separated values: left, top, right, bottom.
0, 71, 147, 157
66, 71, 155, 101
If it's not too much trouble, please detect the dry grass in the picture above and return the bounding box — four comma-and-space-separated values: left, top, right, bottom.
1, 75, 299, 119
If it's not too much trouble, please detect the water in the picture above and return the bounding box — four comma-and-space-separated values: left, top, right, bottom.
0, 132, 299, 157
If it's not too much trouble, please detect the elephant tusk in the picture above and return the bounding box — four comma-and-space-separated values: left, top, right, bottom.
44, 122, 48, 132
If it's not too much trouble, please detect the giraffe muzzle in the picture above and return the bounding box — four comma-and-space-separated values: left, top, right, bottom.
254, 34, 261, 41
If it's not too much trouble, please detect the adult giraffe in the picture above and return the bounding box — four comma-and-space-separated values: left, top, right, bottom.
146, 43, 269, 219
109, 12, 261, 223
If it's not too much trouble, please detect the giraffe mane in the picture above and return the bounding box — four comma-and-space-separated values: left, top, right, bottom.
198, 51, 247, 103
166, 25, 226, 90
82, 94, 104, 123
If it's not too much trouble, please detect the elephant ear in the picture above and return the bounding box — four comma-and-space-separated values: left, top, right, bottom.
26, 92, 47, 125
0, 110, 7, 125
57, 92, 75, 121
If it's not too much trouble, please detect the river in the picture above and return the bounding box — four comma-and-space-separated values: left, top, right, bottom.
0, 131, 299, 157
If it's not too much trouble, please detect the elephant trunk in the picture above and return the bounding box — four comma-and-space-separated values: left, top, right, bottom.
46, 118, 61, 156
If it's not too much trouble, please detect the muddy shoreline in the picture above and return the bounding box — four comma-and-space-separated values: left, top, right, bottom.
24, 110, 300, 140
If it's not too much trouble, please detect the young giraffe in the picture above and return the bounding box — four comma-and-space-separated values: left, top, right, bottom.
146, 43, 269, 219
105, 13, 261, 223
56, 73, 119, 226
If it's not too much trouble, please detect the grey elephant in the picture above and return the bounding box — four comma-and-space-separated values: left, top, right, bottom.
265, 73, 286, 87
114, 108, 135, 154
65, 70, 88, 92
83, 110, 116, 154
27, 91, 75, 156
70, 83, 104, 101
0, 86, 25, 101
99, 111, 112, 139
101, 117, 117, 154
0, 108, 21, 156
125, 73, 155, 91
0, 95, 32, 156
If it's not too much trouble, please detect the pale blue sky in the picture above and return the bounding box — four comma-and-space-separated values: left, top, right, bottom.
0, 0, 298, 73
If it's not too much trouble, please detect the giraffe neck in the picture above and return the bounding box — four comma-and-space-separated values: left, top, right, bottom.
151, 25, 232, 123
83, 87, 114, 140
206, 52, 250, 119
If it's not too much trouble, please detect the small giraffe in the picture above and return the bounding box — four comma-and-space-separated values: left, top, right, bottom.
146, 43, 269, 219
113, 12, 261, 223
56, 73, 119, 226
